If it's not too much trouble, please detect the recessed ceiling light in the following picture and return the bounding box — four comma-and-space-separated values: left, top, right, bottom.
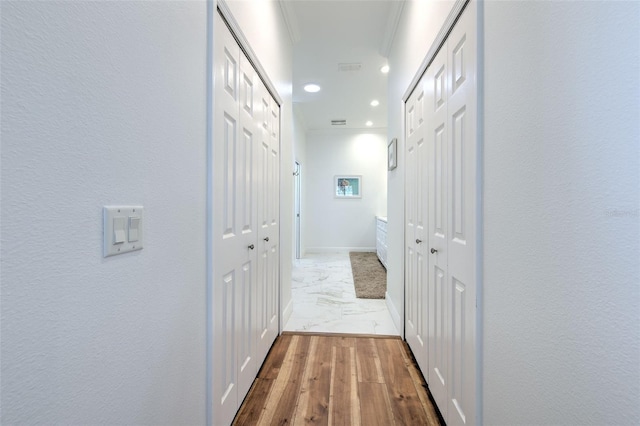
366, 121, 373, 127
303, 83, 321, 93
370, 100, 380, 107
380, 65, 390, 74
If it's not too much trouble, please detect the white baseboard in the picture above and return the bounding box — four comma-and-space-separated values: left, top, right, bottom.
281, 297, 293, 331
385, 292, 403, 337
305, 247, 376, 253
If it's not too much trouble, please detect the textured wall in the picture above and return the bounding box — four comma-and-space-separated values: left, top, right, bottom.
1, 1, 208, 423
483, 1, 640, 424
304, 129, 387, 251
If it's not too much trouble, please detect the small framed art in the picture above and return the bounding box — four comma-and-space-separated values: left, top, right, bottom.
335, 176, 362, 198
388, 138, 398, 170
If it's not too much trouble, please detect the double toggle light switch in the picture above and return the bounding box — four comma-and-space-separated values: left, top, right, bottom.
104, 206, 144, 257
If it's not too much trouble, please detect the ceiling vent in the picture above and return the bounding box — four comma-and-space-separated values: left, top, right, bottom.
338, 63, 362, 72
331, 119, 347, 126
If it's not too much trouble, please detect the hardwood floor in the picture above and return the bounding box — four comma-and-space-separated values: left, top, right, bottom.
233, 332, 443, 426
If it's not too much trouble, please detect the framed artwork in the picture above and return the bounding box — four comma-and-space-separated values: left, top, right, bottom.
335, 176, 362, 198
388, 138, 397, 170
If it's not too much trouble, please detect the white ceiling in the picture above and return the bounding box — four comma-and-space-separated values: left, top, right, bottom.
281, 0, 401, 131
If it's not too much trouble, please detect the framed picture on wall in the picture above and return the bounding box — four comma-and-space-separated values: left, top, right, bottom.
335, 176, 362, 198
388, 138, 398, 170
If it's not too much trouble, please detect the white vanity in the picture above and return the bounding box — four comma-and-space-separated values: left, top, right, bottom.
376, 216, 388, 269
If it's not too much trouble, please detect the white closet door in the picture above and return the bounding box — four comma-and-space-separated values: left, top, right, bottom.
213, 14, 258, 426
256, 81, 279, 364
267, 96, 280, 345
445, 3, 477, 424
405, 81, 429, 374
426, 43, 450, 416
237, 50, 259, 401
404, 3, 478, 425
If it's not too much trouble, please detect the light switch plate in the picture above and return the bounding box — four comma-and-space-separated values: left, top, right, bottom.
103, 206, 144, 257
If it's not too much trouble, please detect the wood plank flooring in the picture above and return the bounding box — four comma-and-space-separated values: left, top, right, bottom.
232, 332, 443, 426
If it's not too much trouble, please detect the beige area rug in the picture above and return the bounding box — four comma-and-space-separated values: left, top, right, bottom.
349, 252, 387, 299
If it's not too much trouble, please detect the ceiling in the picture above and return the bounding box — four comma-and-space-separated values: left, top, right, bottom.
281, 0, 402, 131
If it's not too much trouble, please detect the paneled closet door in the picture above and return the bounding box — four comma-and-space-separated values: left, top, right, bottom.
237, 50, 260, 402
404, 2, 478, 425
212, 14, 258, 426
426, 43, 449, 417
405, 80, 429, 374
445, 3, 477, 424
256, 80, 279, 364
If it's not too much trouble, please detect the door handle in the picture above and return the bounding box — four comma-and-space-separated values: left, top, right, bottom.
248, 244, 255, 250
431, 248, 438, 254
416, 239, 422, 244
263, 237, 269, 242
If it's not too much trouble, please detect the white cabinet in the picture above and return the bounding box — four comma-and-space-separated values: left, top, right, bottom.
376, 216, 388, 269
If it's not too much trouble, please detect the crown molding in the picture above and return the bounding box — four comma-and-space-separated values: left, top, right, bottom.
279, 0, 301, 45
379, 1, 405, 57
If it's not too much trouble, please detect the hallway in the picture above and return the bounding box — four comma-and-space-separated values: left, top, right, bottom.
284, 253, 398, 335
2, 0, 638, 424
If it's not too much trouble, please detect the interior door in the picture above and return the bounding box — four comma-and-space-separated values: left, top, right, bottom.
405, 80, 428, 374
405, 3, 478, 425
294, 162, 301, 259
213, 13, 258, 426
426, 42, 449, 416
445, 3, 477, 424
256, 80, 280, 364
236, 46, 259, 402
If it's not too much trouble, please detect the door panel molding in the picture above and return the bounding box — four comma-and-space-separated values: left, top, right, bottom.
217, 0, 283, 107
405, 81, 428, 375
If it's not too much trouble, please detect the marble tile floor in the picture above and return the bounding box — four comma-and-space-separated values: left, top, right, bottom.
283, 252, 399, 336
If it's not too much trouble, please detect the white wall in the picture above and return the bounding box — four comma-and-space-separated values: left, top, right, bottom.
1, 1, 207, 424
482, 1, 640, 424
386, 0, 456, 335
305, 129, 387, 252
223, 0, 294, 326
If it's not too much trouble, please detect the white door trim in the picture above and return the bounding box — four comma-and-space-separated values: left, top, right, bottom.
294, 161, 301, 259
206, 3, 215, 425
